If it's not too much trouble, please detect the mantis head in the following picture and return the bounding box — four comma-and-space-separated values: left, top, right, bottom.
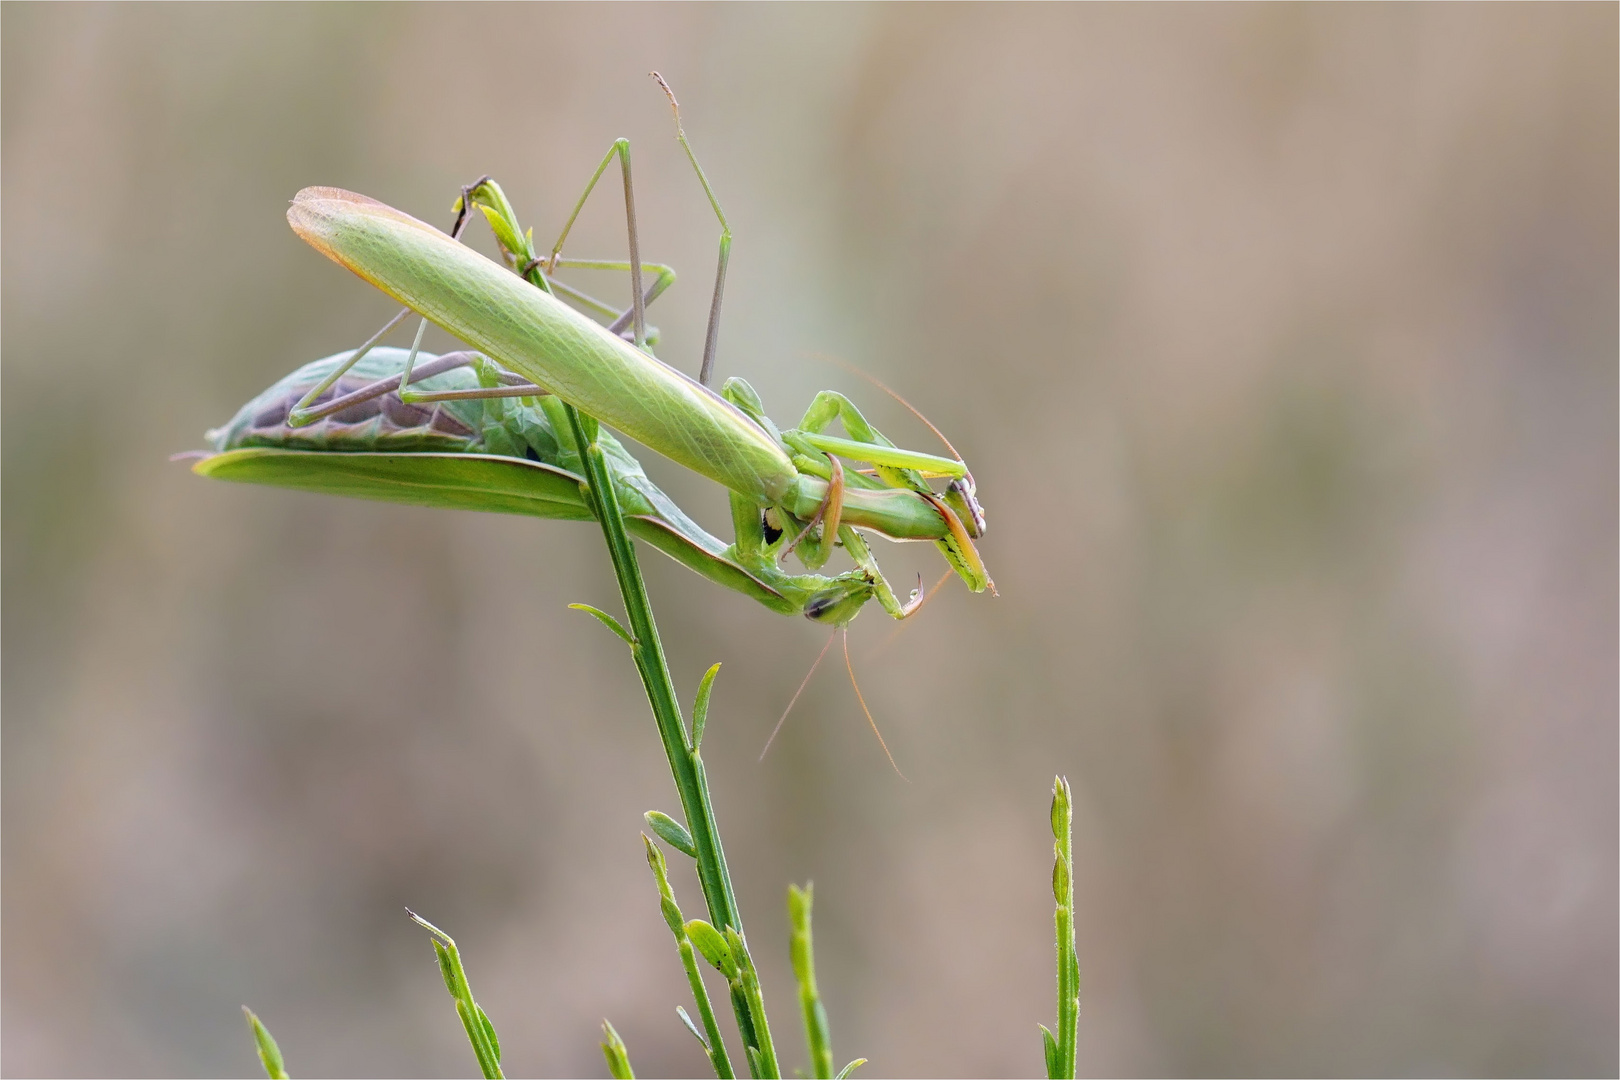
802, 575, 875, 627
944, 472, 986, 539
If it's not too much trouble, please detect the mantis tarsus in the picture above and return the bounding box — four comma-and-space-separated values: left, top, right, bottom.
193, 76, 991, 627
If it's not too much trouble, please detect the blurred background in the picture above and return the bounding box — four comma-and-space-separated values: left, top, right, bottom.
3, 4, 1614, 1076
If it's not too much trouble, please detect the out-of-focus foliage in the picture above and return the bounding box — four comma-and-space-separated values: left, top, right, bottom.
3, 5, 1613, 1076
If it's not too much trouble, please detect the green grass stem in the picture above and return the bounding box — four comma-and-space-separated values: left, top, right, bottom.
644, 834, 737, 1078
562, 400, 776, 1074
408, 909, 504, 1079
1041, 777, 1079, 1079
601, 1020, 636, 1079
788, 884, 835, 1079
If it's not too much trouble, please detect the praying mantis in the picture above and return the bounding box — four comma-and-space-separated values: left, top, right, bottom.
190, 77, 991, 627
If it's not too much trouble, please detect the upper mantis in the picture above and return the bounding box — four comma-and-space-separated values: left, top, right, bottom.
194, 78, 991, 625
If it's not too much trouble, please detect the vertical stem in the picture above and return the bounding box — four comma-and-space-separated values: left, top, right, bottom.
1052, 776, 1079, 1079
563, 402, 773, 1073
789, 884, 835, 1079
464, 174, 774, 1075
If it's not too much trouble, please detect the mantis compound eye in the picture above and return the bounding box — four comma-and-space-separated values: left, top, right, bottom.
803, 576, 874, 627
944, 473, 986, 539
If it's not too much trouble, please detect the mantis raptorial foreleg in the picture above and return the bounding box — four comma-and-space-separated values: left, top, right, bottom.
784, 390, 992, 593
651, 72, 732, 388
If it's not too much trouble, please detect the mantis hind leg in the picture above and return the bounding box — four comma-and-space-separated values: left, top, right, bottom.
653, 72, 731, 387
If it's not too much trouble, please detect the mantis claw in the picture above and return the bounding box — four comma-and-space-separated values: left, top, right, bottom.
900, 573, 926, 618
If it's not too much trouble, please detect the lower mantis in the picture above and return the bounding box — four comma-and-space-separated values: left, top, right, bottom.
240, 77, 990, 624
193, 345, 882, 623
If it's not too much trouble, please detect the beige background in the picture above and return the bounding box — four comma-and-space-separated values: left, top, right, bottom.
3, 4, 1615, 1076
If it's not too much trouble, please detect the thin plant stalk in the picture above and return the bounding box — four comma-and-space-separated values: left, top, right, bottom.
644, 833, 736, 1078
454, 170, 775, 1075
1040, 776, 1079, 1080
409, 909, 504, 1079
788, 884, 834, 1080
563, 399, 776, 1074
601, 1020, 636, 1079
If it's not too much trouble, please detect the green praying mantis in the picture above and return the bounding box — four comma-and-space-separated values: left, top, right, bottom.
189, 78, 991, 628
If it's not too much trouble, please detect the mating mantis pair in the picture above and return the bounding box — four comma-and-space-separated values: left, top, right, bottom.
192, 78, 991, 628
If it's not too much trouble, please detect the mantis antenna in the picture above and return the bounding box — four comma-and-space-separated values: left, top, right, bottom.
758, 627, 908, 781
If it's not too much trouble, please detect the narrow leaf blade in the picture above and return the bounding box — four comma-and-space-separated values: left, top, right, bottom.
676, 1005, 709, 1049
478, 1005, 501, 1063
691, 662, 722, 748
568, 603, 634, 645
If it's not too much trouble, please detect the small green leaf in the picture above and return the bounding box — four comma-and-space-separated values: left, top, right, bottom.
477, 1005, 501, 1063
1050, 777, 1068, 839
432, 939, 458, 996
746, 1047, 764, 1078
834, 1058, 868, 1079
675, 1005, 709, 1049
691, 662, 722, 749
684, 919, 737, 978
645, 811, 697, 858
601, 1020, 635, 1079
1041, 1024, 1060, 1080
568, 603, 634, 645
242, 1007, 288, 1080
1052, 857, 1070, 905
660, 896, 685, 936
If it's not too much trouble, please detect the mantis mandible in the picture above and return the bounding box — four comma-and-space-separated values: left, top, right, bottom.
200, 75, 991, 624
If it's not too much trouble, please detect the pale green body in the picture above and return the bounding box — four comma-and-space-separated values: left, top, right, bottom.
293, 193, 802, 508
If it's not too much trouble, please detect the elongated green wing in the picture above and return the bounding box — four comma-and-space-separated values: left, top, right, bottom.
289, 188, 799, 504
